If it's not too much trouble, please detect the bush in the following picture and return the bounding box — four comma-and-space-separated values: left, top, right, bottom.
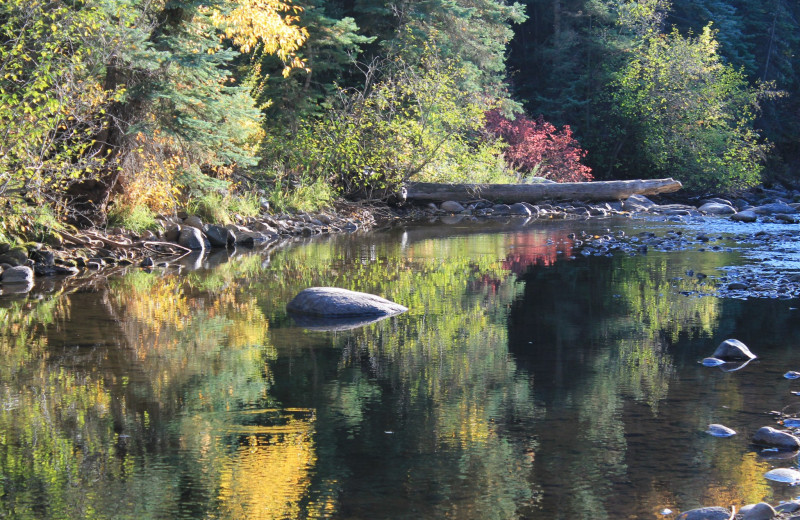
485, 110, 593, 182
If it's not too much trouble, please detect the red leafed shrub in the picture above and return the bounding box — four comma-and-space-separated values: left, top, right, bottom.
485, 109, 593, 182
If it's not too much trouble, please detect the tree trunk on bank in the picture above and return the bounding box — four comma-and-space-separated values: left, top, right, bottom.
404, 178, 682, 203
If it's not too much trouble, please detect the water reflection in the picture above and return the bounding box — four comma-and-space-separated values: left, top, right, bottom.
0, 219, 799, 519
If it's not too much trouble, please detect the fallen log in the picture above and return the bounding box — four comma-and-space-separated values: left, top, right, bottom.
405, 178, 682, 203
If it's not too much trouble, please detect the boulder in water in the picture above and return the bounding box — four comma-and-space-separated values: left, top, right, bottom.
753, 427, 800, 450
287, 287, 408, 318
711, 339, 756, 361
706, 424, 736, 437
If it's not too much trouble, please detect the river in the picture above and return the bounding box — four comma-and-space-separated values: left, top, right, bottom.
1, 216, 799, 519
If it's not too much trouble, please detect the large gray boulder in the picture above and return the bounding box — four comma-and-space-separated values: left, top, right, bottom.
1, 265, 34, 284
711, 339, 756, 360
287, 287, 407, 317
753, 427, 800, 450
677, 506, 732, 520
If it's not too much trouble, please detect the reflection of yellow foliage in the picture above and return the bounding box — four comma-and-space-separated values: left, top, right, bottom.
218, 418, 316, 520
437, 400, 492, 448
704, 451, 773, 509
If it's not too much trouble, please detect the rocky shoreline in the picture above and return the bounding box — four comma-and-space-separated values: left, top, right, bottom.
1, 183, 799, 298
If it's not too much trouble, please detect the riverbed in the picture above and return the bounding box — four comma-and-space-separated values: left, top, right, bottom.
1, 215, 799, 519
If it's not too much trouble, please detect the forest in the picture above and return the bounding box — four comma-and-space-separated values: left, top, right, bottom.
1, 0, 798, 237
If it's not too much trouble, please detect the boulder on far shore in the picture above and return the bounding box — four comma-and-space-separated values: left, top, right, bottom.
287, 287, 407, 317
440, 200, 466, 213
699, 202, 736, 215
178, 227, 209, 251
731, 210, 758, 223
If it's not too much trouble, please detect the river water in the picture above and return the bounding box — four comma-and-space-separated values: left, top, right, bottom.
1, 216, 800, 519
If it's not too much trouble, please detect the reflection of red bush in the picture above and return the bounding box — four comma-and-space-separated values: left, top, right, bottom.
485, 109, 593, 183
502, 233, 573, 275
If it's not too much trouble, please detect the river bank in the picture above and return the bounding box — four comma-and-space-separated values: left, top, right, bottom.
1, 182, 799, 298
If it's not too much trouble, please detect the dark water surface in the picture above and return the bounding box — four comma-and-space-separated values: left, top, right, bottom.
2, 217, 800, 519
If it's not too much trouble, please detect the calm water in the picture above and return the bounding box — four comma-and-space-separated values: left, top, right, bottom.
2, 216, 800, 519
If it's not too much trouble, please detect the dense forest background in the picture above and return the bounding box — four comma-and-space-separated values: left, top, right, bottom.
1, 0, 798, 236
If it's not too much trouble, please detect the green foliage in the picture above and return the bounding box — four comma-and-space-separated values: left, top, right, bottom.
0, 0, 126, 202
281, 48, 510, 196
610, 25, 772, 193
106, 202, 158, 234
263, 170, 334, 213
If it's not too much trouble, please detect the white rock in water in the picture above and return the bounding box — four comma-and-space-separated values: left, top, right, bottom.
764, 468, 800, 484
706, 424, 737, 437
287, 287, 408, 317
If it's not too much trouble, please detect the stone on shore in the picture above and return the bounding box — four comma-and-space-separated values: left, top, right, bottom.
699, 202, 736, 215
676, 506, 732, 520
752, 202, 798, 215
622, 194, 657, 212
183, 215, 204, 230
508, 202, 532, 216
1, 265, 34, 284
0, 247, 29, 267
711, 339, 756, 361
205, 224, 234, 248
440, 200, 466, 213
730, 210, 758, 222
287, 287, 407, 317
753, 427, 800, 450
178, 227, 209, 251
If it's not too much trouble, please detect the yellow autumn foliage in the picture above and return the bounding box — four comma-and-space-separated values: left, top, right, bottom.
211, 0, 309, 76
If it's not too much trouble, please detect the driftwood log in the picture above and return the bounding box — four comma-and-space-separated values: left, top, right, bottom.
405, 178, 682, 203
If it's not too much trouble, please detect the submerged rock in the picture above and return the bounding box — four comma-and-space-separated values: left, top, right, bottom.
753, 427, 800, 450
711, 339, 756, 361
676, 506, 732, 520
287, 287, 408, 317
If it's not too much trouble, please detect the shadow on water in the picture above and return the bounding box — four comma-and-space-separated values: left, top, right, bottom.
1, 217, 800, 519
